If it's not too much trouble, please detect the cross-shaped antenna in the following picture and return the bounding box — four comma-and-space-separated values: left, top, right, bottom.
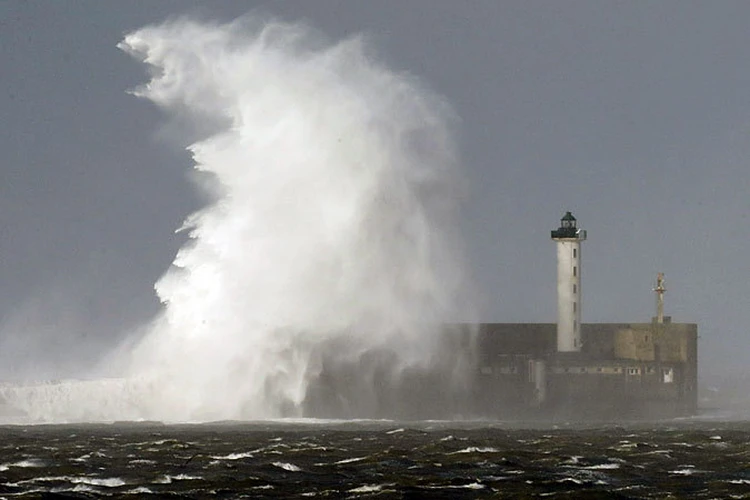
653, 272, 667, 324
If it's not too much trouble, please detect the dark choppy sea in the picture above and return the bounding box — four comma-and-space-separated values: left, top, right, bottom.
0, 420, 748, 499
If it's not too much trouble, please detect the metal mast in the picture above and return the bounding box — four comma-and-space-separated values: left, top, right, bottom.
653, 272, 666, 324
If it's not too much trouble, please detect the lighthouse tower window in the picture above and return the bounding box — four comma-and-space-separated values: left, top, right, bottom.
573, 248, 577, 258
573, 266, 577, 277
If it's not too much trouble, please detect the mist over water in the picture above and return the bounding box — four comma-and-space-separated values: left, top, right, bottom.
99, 16, 473, 422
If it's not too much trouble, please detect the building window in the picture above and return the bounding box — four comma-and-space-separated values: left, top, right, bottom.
573, 320, 577, 330
573, 248, 577, 258
573, 284, 577, 294
573, 266, 577, 277
573, 302, 577, 313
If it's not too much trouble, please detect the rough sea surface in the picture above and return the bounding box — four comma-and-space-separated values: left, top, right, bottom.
0, 420, 748, 499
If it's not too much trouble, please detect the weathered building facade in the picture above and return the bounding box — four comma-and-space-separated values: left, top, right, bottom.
467, 213, 697, 420
472, 321, 698, 419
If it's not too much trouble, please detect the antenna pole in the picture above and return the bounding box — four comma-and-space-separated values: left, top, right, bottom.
654, 272, 666, 324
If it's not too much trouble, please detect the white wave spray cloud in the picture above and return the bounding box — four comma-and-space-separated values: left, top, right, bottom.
2, 16, 475, 422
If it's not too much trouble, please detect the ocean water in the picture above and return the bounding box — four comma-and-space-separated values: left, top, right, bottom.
0, 420, 748, 498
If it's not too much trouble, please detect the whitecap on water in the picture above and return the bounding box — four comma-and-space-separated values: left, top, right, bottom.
583, 463, 620, 470
448, 447, 497, 454
302, 489, 338, 496
348, 484, 383, 493
610, 440, 637, 451
671, 442, 695, 448
425, 482, 485, 490
153, 474, 202, 484
126, 486, 154, 494
8, 458, 46, 468
557, 477, 584, 485
4, 476, 62, 486
172, 474, 202, 481
669, 468, 695, 475
287, 445, 330, 452
669, 466, 702, 476
640, 449, 672, 457
70, 477, 127, 488
333, 456, 368, 464
53, 484, 99, 494
210, 451, 254, 460
249, 443, 287, 454
273, 461, 302, 472
13, 476, 126, 488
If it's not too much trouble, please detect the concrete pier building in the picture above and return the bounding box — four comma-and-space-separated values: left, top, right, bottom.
305, 211, 699, 421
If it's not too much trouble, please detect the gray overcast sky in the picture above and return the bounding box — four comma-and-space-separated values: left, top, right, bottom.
1, 1, 748, 383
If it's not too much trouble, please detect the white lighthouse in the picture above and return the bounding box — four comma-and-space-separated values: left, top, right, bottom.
551, 212, 586, 352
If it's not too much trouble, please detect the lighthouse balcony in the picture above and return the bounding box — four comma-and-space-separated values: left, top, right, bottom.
551, 227, 577, 239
